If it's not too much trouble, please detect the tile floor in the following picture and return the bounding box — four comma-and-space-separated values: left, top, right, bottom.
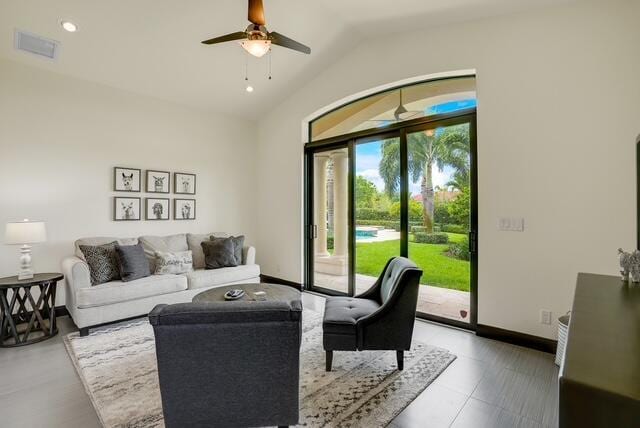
0, 292, 558, 428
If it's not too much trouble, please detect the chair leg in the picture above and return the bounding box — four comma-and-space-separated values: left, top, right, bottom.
79, 327, 89, 337
326, 350, 333, 371
396, 350, 404, 371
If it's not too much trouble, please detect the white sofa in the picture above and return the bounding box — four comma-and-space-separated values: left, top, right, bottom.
62, 233, 260, 334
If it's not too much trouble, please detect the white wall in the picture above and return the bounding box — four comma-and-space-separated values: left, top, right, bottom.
256, 0, 640, 338
0, 59, 258, 305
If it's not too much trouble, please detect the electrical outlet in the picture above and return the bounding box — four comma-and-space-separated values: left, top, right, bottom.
540, 310, 552, 325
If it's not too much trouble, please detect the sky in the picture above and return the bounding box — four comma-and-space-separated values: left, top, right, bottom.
356, 143, 453, 196
355, 99, 475, 196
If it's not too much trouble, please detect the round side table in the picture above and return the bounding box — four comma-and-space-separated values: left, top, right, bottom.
0, 273, 63, 347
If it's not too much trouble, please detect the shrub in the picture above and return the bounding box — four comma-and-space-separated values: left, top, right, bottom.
434, 201, 452, 225
356, 220, 423, 232
414, 232, 449, 244
356, 208, 392, 221
441, 224, 468, 234
447, 236, 470, 260
327, 236, 334, 250
412, 225, 441, 233
389, 200, 424, 222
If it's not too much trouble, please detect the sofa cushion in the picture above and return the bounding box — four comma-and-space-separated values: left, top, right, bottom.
186, 264, 260, 290
202, 238, 238, 269
322, 297, 380, 335
76, 274, 188, 309
139, 234, 188, 271
186, 233, 212, 269
115, 243, 151, 282
75, 237, 138, 261
79, 242, 121, 286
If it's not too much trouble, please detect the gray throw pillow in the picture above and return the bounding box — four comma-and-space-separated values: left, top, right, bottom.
79, 242, 120, 286
115, 243, 151, 282
202, 238, 238, 269
210, 235, 245, 265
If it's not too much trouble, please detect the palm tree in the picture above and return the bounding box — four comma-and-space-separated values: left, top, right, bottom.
379, 125, 469, 232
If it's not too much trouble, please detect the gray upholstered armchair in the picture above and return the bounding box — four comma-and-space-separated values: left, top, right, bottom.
322, 257, 423, 371
149, 300, 302, 428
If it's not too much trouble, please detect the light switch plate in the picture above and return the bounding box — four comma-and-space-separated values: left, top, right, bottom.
498, 217, 524, 232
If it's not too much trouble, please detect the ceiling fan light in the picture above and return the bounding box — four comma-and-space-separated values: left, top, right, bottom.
241, 39, 271, 57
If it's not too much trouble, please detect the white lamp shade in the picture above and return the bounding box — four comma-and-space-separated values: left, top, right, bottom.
5, 220, 47, 245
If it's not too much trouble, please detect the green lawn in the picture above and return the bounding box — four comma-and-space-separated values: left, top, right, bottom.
355, 233, 470, 292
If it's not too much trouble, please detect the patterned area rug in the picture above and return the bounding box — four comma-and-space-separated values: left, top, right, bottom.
64, 309, 455, 428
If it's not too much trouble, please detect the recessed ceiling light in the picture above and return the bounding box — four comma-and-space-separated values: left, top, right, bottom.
246, 85, 254, 93
61, 21, 78, 32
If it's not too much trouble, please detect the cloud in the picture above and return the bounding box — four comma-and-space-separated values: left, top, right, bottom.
359, 169, 386, 192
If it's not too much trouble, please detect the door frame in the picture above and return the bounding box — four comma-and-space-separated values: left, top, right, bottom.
304, 109, 478, 330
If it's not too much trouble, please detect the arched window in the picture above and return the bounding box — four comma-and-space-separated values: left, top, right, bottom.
310, 76, 476, 141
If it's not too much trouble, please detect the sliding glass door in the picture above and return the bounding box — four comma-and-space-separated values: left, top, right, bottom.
354, 134, 402, 294
406, 121, 475, 325
305, 112, 477, 329
308, 146, 351, 295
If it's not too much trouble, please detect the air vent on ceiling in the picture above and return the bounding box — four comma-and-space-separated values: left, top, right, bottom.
14, 29, 60, 60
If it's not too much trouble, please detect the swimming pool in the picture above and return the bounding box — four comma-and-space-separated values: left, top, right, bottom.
355, 227, 378, 240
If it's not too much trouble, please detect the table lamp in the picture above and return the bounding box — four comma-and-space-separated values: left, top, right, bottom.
4, 219, 47, 280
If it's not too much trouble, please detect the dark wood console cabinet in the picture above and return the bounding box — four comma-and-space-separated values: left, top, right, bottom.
559, 273, 639, 427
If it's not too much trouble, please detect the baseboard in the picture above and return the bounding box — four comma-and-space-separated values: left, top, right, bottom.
260, 274, 303, 290
476, 324, 557, 354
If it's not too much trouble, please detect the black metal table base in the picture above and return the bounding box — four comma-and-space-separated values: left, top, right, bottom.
0, 281, 58, 347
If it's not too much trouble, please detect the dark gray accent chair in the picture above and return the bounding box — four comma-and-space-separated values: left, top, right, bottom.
323, 257, 423, 371
149, 299, 302, 428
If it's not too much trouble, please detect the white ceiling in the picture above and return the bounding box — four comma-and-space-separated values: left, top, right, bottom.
0, 0, 577, 119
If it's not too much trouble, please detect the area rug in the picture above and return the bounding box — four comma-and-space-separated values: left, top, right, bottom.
64, 309, 455, 428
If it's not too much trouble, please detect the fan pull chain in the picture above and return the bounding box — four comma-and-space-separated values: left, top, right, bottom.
268, 48, 272, 80
245, 52, 249, 82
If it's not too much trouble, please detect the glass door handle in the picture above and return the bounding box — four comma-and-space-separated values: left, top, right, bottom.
468, 231, 477, 253
313, 225, 318, 239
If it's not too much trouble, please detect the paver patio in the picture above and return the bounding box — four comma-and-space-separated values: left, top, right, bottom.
313, 271, 470, 322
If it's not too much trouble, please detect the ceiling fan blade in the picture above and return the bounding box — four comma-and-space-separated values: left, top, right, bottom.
248, 0, 266, 26
201, 31, 247, 45
269, 31, 311, 54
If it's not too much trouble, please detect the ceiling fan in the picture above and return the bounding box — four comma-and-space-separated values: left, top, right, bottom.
368, 89, 422, 123
201, 0, 311, 58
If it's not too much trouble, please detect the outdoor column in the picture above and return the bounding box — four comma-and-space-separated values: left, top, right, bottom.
314, 155, 330, 257
332, 150, 348, 259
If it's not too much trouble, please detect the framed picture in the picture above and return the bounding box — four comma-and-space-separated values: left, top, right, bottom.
114, 167, 141, 192
174, 198, 196, 220
114, 197, 141, 221
146, 170, 170, 193
145, 198, 170, 220
174, 172, 196, 195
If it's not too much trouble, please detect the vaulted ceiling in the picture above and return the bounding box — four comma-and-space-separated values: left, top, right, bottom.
0, 0, 578, 119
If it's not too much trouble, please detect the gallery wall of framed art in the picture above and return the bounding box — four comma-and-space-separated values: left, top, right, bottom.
112, 167, 196, 221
